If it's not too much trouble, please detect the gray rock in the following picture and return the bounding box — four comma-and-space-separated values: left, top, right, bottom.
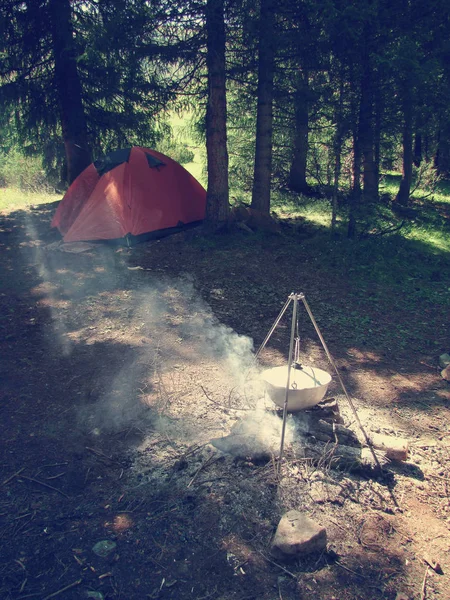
92, 540, 116, 557
271, 510, 327, 558
210, 434, 271, 459
210, 412, 292, 459
439, 353, 450, 368
441, 365, 450, 381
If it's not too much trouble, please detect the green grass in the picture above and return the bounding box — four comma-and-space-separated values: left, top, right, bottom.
269, 174, 450, 309
164, 111, 207, 186
0, 187, 61, 214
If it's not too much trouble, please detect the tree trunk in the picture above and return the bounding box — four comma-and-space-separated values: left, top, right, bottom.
205, 0, 230, 228
395, 77, 414, 206
435, 125, 450, 176
49, 0, 91, 184
359, 47, 378, 204
251, 0, 275, 215
374, 79, 382, 188
413, 132, 422, 167
348, 126, 361, 239
348, 69, 361, 239
288, 70, 310, 194
331, 77, 344, 232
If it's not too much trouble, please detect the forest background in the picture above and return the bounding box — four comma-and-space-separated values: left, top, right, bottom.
1, 0, 450, 245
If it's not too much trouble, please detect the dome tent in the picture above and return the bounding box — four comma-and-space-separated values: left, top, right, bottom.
51, 147, 206, 244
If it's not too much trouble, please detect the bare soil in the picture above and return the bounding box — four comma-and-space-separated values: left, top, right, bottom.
1, 202, 449, 600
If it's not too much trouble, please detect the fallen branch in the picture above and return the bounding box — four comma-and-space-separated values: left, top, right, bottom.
335, 560, 367, 578
3, 467, 25, 485
42, 579, 82, 600
255, 549, 297, 579
86, 446, 123, 466
200, 385, 249, 412
21, 476, 69, 499
187, 456, 221, 488
420, 566, 429, 600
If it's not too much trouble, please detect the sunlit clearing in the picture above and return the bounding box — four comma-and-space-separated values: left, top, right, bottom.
346, 348, 382, 363
0, 188, 60, 213
404, 229, 450, 253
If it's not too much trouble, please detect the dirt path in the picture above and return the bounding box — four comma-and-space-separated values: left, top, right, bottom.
0, 203, 449, 600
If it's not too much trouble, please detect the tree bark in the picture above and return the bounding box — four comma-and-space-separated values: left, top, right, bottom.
331, 77, 344, 232
288, 70, 310, 194
251, 0, 275, 215
205, 0, 230, 227
49, 0, 91, 184
435, 125, 450, 176
348, 127, 361, 239
348, 68, 361, 239
359, 46, 378, 204
395, 76, 414, 206
413, 132, 422, 167
374, 78, 382, 189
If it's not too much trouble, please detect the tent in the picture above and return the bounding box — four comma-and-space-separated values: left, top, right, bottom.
51, 146, 206, 244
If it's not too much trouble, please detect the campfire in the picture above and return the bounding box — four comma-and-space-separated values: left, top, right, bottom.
212, 293, 409, 474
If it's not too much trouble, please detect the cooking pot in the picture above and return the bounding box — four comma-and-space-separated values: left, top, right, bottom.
261, 364, 331, 411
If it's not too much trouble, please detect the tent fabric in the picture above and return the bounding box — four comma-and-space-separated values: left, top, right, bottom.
51, 147, 206, 243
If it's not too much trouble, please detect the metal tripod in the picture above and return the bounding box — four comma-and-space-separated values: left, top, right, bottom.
256, 293, 382, 475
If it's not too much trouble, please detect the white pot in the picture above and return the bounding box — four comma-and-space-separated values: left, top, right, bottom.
261, 365, 331, 411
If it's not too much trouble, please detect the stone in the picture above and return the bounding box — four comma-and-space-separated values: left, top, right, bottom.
271, 510, 327, 558
210, 434, 271, 460
439, 353, 450, 368
92, 540, 117, 557
59, 241, 96, 253
441, 365, 450, 381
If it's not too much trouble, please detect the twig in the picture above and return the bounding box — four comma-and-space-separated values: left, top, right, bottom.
42, 579, 82, 600
255, 550, 297, 579
46, 473, 65, 480
200, 385, 249, 411
179, 441, 209, 460
21, 475, 69, 499
86, 446, 123, 465
335, 560, 367, 579
3, 467, 25, 485
420, 566, 429, 600
187, 456, 220, 488
195, 476, 229, 485
98, 572, 112, 580
278, 578, 283, 600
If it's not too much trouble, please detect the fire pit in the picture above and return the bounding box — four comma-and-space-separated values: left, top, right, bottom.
261, 363, 331, 411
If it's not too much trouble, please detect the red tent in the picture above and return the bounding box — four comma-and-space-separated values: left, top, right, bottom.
51, 147, 206, 243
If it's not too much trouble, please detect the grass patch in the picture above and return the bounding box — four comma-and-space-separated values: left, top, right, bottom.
270, 180, 450, 309
0, 187, 61, 214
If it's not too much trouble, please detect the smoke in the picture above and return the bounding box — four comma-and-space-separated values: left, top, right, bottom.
23, 212, 72, 356
19, 212, 270, 444
211, 409, 297, 459
78, 273, 264, 436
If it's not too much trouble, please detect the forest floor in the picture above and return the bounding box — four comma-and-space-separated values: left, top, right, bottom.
1, 199, 450, 600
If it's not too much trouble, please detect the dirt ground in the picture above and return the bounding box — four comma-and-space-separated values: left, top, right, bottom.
1, 202, 449, 600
